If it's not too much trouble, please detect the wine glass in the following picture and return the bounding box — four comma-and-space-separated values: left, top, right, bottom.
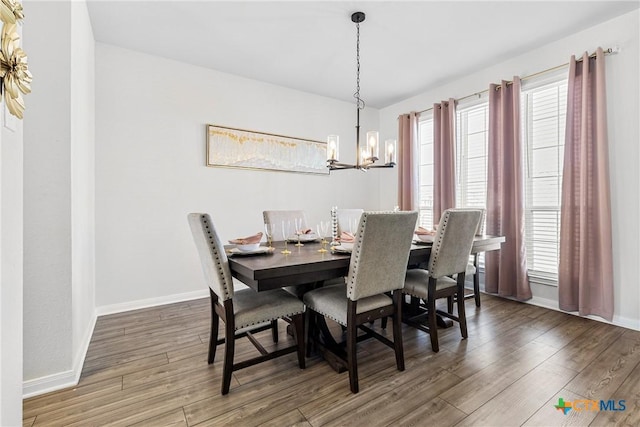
316, 221, 329, 253
281, 220, 292, 254
294, 217, 304, 247
264, 223, 275, 249
349, 217, 359, 235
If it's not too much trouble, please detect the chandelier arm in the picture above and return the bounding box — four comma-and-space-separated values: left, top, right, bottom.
365, 164, 396, 169
327, 161, 358, 170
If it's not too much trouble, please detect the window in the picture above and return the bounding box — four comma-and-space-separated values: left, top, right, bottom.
456, 101, 489, 268
522, 77, 568, 285
416, 73, 567, 286
456, 102, 489, 211
417, 101, 490, 229
418, 115, 434, 228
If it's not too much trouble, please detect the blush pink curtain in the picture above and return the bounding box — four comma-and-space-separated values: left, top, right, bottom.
433, 99, 456, 227
559, 48, 613, 321
485, 77, 531, 301
397, 112, 420, 211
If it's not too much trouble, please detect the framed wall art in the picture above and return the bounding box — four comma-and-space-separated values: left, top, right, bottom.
206, 124, 329, 175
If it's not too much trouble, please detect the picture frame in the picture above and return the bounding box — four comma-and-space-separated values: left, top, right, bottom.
206, 124, 329, 175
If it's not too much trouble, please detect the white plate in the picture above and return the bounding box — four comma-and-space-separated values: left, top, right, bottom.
331, 245, 352, 254
235, 243, 261, 252
415, 234, 435, 242
227, 247, 274, 256
338, 242, 353, 250
286, 234, 320, 243
412, 239, 433, 246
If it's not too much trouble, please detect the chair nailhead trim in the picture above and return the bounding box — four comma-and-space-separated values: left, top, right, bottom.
430, 211, 449, 277
347, 213, 366, 298
307, 307, 346, 326
234, 310, 306, 330
202, 215, 231, 300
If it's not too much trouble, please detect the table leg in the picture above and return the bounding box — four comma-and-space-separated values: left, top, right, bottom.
312, 315, 348, 373
402, 296, 454, 328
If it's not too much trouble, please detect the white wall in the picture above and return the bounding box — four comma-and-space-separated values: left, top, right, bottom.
70, 0, 96, 382
379, 10, 640, 329
22, 0, 96, 396
23, 0, 72, 382
0, 24, 25, 426
95, 44, 388, 309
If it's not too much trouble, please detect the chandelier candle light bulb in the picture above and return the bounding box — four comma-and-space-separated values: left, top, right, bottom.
385, 139, 396, 165
366, 131, 379, 160
328, 135, 339, 161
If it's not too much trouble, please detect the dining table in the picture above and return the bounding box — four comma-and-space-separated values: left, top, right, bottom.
227, 235, 505, 371
228, 235, 506, 293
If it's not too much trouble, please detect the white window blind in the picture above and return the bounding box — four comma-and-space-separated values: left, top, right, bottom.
418, 116, 434, 228
522, 78, 568, 285
456, 103, 489, 211
456, 101, 489, 268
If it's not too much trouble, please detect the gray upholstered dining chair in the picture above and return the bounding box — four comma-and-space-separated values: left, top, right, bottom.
187, 213, 306, 395
403, 208, 482, 352
303, 211, 418, 393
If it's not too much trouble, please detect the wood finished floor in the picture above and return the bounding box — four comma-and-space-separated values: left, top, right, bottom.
23, 294, 640, 427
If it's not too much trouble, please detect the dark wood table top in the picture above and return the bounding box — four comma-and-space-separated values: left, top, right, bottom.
228, 235, 505, 292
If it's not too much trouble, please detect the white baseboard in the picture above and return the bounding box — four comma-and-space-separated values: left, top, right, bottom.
527, 295, 640, 331
465, 280, 639, 331
96, 289, 208, 317
22, 369, 78, 399
23, 311, 97, 399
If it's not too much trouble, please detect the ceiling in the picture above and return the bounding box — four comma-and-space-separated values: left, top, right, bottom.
86, 1, 639, 108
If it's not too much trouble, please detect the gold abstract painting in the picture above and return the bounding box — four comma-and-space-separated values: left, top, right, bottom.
206, 125, 328, 175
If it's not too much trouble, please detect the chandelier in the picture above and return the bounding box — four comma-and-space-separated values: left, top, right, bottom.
327, 12, 396, 171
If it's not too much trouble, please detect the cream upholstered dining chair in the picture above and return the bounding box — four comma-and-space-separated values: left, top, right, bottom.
403, 209, 482, 352
324, 208, 365, 287
187, 213, 306, 395
303, 211, 418, 393
333, 208, 364, 237
263, 210, 308, 234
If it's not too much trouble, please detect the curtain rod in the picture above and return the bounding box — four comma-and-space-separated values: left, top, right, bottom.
417, 47, 618, 114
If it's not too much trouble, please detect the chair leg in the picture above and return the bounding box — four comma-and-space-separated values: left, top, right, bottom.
447, 296, 454, 314
292, 313, 306, 369
380, 316, 388, 329
271, 319, 279, 343
427, 296, 439, 352
346, 302, 359, 393
221, 323, 235, 395
409, 295, 420, 316
473, 271, 481, 307
208, 310, 219, 364
392, 292, 405, 371
458, 289, 468, 340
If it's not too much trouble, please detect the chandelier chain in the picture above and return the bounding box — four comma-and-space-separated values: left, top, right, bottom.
354, 21, 365, 110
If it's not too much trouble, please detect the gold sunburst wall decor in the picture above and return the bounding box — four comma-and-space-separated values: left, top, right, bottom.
0, 0, 31, 120
0, 0, 24, 25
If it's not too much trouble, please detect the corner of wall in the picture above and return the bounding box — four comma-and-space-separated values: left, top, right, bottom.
22, 309, 97, 399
